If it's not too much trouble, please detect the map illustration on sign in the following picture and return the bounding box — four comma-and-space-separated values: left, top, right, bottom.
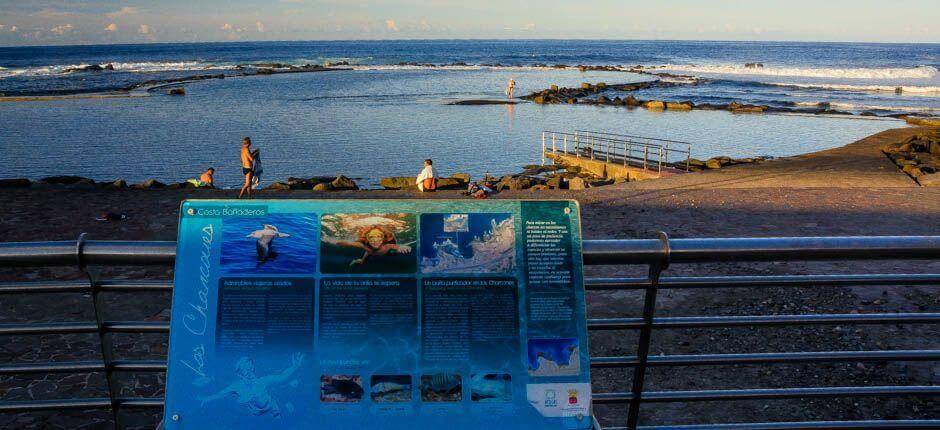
165, 200, 591, 430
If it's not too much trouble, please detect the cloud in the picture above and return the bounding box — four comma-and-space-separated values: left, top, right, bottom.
138, 24, 152, 35
50, 24, 74, 35
279, 0, 305, 3
385, 19, 399, 32
106, 7, 140, 19
34, 9, 76, 19
256, 21, 265, 32
221, 23, 233, 30
523, 23, 536, 31
105, 23, 118, 32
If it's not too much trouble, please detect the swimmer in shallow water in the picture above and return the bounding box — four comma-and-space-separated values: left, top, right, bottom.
197, 352, 304, 418
324, 225, 412, 267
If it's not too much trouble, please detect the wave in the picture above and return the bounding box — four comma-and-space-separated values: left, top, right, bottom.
792, 101, 940, 113
0, 61, 233, 79
768, 82, 940, 95
654, 64, 938, 80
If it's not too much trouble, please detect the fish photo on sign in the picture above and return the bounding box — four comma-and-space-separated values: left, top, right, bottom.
420, 373, 462, 402
319, 213, 417, 274
370, 374, 413, 402
220, 214, 318, 274
320, 374, 364, 403
470, 373, 512, 402
419, 213, 515, 274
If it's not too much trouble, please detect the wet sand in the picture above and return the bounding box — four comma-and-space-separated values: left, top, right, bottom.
2, 126, 940, 428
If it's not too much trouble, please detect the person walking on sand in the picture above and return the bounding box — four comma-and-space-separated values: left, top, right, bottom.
416, 159, 437, 192
505, 78, 516, 99
250, 149, 263, 189
238, 137, 255, 199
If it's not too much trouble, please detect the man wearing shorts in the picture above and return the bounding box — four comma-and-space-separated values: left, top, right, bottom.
238, 137, 255, 199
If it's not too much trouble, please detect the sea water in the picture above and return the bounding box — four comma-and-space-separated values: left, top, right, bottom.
1, 40, 936, 187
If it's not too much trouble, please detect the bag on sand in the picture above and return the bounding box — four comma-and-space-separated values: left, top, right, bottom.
423, 177, 437, 191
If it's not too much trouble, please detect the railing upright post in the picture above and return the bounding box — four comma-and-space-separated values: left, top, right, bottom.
563, 135, 568, 155
552, 133, 557, 154
658, 147, 664, 176
591, 137, 595, 160
78, 233, 122, 429
644, 146, 649, 170
575, 132, 581, 158
541, 132, 546, 166
626, 232, 670, 430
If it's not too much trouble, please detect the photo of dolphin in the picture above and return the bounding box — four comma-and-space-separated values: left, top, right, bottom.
246, 224, 291, 262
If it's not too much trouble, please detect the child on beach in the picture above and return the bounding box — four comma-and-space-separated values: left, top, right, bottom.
416, 159, 437, 192
238, 137, 255, 199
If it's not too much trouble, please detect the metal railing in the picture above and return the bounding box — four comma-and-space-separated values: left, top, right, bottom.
1, 235, 939, 429
541, 130, 693, 175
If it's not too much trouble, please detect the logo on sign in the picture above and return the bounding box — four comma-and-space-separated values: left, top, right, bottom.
544, 389, 558, 407
568, 389, 579, 405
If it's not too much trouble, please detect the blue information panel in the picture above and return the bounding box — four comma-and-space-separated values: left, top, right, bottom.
165, 199, 591, 429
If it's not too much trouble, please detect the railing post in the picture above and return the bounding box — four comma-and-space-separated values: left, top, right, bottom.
78, 233, 122, 429
575, 132, 581, 158
658, 147, 664, 176
591, 137, 595, 160
563, 135, 568, 155
644, 146, 649, 170
626, 232, 670, 430
541, 132, 546, 166
552, 132, 557, 154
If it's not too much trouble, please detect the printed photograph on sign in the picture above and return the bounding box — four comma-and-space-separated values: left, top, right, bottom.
220, 214, 318, 274
320, 213, 417, 274
470, 373, 512, 402
196, 352, 305, 418
527, 338, 581, 376
370, 374, 413, 402
420, 213, 515, 274
320, 374, 364, 403
420, 373, 462, 402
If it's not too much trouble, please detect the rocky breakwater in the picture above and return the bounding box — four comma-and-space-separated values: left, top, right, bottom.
883, 129, 940, 187
264, 175, 359, 191
685, 156, 773, 172
522, 81, 861, 117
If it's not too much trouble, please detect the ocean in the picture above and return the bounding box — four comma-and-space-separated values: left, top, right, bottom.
1, 40, 937, 187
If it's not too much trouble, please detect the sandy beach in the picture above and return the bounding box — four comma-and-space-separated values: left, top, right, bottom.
2, 125, 939, 428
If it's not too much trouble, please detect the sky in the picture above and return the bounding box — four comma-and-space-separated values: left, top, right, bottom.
0, 0, 937, 46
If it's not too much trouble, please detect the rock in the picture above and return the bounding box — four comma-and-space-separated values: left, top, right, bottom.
580, 83, 592, 90
589, 179, 615, 187
596, 95, 609, 104
624, 95, 639, 106
40, 176, 94, 185
918, 173, 940, 187
330, 175, 358, 190
643, 100, 665, 110
904, 116, 940, 127
531, 184, 549, 191
496, 176, 535, 191
533, 95, 546, 104
104, 63, 115, 71
451, 173, 471, 183
566, 98, 577, 104
666, 101, 693, 111
380, 176, 417, 190
312, 183, 333, 191
0, 178, 30, 188
286, 176, 334, 189
902, 165, 924, 177
549, 85, 559, 91
568, 177, 587, 190
264, 181, 291, 191
730, 102, 766, 113
137, 179, 165, 189
705, 158, 723, 169
596, 82, 607, 89
167, 87, 186, 96
687, 158, 706, 168
546, 176, 565, 189
109, 179, 127, 188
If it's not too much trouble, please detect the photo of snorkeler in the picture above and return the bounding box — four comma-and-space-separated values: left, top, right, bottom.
197, 352, 304, 418
320, 213, 417, 274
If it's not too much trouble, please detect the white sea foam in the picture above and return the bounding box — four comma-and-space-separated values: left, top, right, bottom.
0, 61, 233, 79
655, 64, 938, 80
769, 82, 940, 95
794, 101, 940, 113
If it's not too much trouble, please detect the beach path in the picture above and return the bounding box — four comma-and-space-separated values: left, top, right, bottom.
627, 126, 922, 190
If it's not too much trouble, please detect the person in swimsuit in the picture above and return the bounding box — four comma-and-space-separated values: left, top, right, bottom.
199, 167, 215, 187
238, 137, 255, 199
506, 78, 516, 99
324, 225, 412, 267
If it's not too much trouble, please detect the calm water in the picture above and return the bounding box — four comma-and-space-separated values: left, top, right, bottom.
2, 40, 935, 187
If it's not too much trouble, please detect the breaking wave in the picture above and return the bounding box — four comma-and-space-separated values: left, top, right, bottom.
0, 61, 232, 79
654, 64, 938, 80
769, 82, 940, 95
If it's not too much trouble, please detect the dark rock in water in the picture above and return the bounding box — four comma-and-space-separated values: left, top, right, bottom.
330, 175, 358, 190
666, 101, 693, 111
104, 63, 115, 71
745, 63, 764, 69
167, 181, 196, 189
0, 178, 31, 188
448, 100, 518, 106
134, 179, 165, 189
167, 87, 186, 96
264, 181, 291, 191
597, 95, 609, 104
64, 64, 105, 73
40, 176, 94, 185
286, 176, 334, 189
109, 179, 127, 188
313, 183, 333, 191
380, 176, 417, 190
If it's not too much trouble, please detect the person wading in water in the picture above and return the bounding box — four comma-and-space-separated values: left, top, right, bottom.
238, 137, 255, 199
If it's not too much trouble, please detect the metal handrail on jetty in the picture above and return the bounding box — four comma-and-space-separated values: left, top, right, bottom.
541, 130, 693, 175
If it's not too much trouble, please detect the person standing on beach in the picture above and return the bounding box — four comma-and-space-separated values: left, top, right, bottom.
505, 78, 516, 99
238, 137, 255, 199
416, 159, 437, 192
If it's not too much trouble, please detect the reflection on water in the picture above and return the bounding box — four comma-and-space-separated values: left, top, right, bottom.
1, 68, 902, 187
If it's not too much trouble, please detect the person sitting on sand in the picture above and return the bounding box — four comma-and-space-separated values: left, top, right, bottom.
416, 159, 437, 192
251, 149, 263, 189
238, 137, 255, 199
186, 167, 215, 188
